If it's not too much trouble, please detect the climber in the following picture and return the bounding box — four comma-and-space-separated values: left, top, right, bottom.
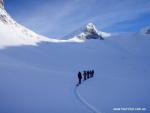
77, 71, 82, 85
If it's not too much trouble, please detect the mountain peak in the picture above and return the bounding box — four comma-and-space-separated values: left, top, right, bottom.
86, 23, 95, 28
85, 23, 98, 34
75, 23, 111, 40
63, 23, 111, 41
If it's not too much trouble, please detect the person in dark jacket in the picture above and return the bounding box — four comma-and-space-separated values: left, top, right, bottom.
87, 70, 90, 79
83, 71, 87, 81
91, 70, 95, 77
89, 70, 92, 78
78, 72, 82, 85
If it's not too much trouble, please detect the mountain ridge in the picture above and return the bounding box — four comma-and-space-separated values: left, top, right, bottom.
63, 23, 111, 40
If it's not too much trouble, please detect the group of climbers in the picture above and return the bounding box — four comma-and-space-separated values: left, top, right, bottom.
77, 70, 95, 86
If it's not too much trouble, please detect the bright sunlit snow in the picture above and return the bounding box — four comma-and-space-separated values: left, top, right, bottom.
0, 6, 85, 49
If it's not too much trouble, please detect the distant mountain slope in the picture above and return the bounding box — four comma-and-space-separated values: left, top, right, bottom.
63, 23, 111, 40
0, 1, 85, 49
0, 2, 53, 49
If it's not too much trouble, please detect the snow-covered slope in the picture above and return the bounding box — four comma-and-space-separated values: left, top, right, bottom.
0, 4, 52, 49
64, 23, 111, 40
0, 2, 85, 49
0, 32, 150, 113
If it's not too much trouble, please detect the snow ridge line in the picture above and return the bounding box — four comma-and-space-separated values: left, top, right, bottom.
74, 85, 102, 113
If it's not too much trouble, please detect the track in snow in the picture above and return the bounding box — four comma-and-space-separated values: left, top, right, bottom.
74, 84, 102, 113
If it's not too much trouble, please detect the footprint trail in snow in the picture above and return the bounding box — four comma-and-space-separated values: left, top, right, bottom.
74, 85, 102, 113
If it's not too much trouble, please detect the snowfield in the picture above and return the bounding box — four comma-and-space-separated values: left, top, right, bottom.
0, 1, 150, 113
0, 32, 150, 113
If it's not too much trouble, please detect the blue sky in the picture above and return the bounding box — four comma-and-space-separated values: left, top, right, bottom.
4, 0, 150, 37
